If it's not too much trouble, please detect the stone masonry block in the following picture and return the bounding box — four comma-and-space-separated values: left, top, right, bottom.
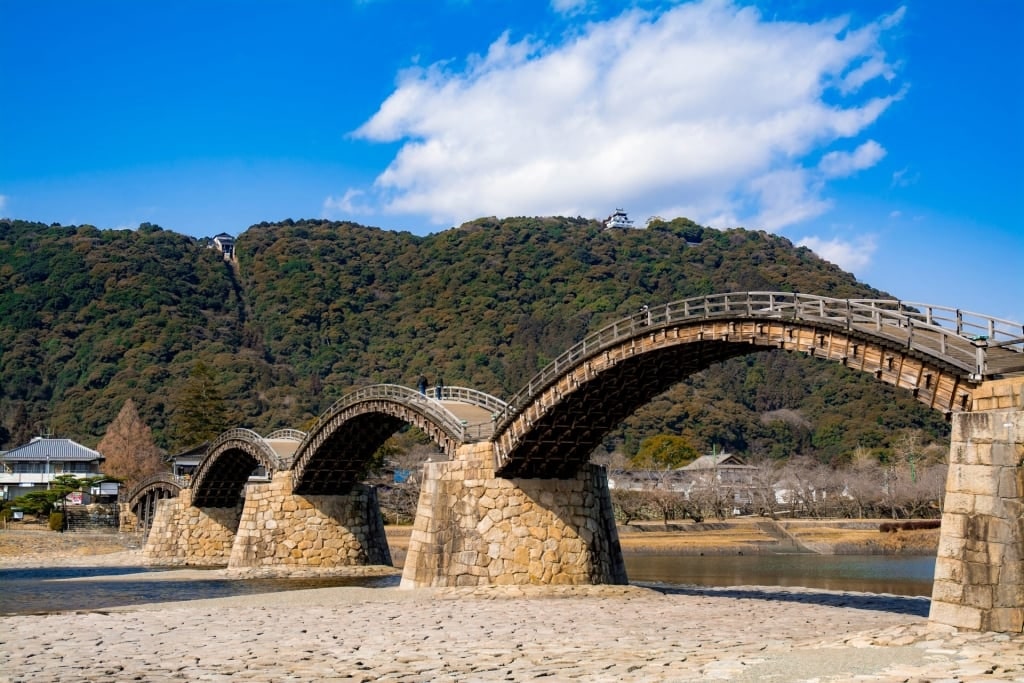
999, 468, 1023, 498
941, 492, 974, 514
949, 464, 1001, 496
986, 608, 1024, 633
929, 601, 983, 631
932, 556, 963, 582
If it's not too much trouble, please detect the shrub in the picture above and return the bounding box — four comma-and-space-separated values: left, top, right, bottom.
48, 512, 63, 531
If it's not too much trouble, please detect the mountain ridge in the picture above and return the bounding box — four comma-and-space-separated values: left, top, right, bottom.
0, 216, 950, 462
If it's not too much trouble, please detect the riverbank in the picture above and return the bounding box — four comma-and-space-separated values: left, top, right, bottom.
1, 526, 1022, 681
2, 577, 1022, 681
616, 518, 940, 555
0, 517, 938, 570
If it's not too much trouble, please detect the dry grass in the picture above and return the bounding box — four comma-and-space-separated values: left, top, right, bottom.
618, 526, 776, 554
0, 525, 139, 558
782, 523, 939, 554
619, 518, 939, 555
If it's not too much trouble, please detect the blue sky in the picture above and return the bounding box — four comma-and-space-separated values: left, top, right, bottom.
2, 1, 1021, 322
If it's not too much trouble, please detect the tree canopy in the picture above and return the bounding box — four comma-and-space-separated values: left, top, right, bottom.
0, 216, 951, 465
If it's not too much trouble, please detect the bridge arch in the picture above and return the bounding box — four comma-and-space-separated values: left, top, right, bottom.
190, 429, 289, 507
492, 292, 1024, 478
124, 472, 186, 530
290, 384, 486, 495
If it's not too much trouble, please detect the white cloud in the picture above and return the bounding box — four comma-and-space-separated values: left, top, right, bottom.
345, 0, 904, 230
798, 234, 877, 272
748, 168, 832, 231
818, 140, 887, 178
550, 0, 589, 15
323, 189, 369, 217
0, 194, 6, 213
891, 167, 919, 187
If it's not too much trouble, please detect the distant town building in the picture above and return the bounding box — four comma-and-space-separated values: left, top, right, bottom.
212, 233, 235, 260
608, 452, 757, 495
0, 437, 107, 501
604, 209, 635, 230
167, 442, 209, 482
168, 441, 269, 484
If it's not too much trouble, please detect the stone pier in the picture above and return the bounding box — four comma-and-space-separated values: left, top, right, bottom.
227, 471, 391, 569
401, 443, 627, 588
930, 406, 1024, 632
118, 502, 139, 533
142, 489, 242, 566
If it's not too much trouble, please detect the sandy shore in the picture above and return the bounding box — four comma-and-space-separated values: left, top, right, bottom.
2, 530, 1022, 681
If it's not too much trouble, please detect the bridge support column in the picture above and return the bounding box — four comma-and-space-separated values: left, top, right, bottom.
930, 407, 1023, 632
227, 471, 391, 569
142, 489, 242, 566
118, 502, 139, 533
401, 443, 626, 588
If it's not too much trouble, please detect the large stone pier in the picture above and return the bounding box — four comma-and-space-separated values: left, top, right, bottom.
228, 471, 391, 568
143, 473, 391, 569
401, 443, 627, 588
142, 489, 242, 566
930, 394, 1024, 632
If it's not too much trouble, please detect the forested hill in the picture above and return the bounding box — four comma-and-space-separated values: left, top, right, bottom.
0, 216, 950, 462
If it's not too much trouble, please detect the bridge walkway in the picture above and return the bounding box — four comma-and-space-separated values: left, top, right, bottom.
439, 400, 496, 441
264, 439, 301, 460
840, 319, 1024, 377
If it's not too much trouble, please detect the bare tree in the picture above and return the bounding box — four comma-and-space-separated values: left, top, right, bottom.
840, 446, 883, 518
685, 469, 732, 521
899, 463, 947, 518
96, 399, 166, 489
611, 488, 650, 525
648, 487, 686, 529
780, 457, 836, 518
748, 457, 784, 518
376, 443, 439, 524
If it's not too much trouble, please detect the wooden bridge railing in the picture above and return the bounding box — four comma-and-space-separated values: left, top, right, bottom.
435, 386, 509, 413
492, 292, 1024, 432
310, 384, 470, 443
124, 471, 186, 503
206, 428, 292, 472
265, 429, 307, 441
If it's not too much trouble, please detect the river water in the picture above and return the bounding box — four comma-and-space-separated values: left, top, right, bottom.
0, 554, 934, 616
624, 553, 935, 597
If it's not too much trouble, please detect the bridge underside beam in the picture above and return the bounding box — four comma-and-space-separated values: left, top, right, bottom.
229, 471, 391, 568
498, 341, 755, 477
402, 443, 626, 588
293, 414, 405, 495
192, 450, 262, 508
120, 485, 179, 533
496, 319, 982, 478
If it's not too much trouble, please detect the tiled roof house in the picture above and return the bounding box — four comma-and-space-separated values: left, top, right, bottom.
0, 437, 105, 500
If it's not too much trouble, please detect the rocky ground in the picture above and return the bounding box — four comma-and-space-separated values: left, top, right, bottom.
2, 576, 1023, 682
0, 527, 143, 568
2, 526, 1023, 681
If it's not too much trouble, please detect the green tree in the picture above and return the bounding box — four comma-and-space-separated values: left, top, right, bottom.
170, 362, 231, 449
632, 434, 699, 471
6, 474, 113, 518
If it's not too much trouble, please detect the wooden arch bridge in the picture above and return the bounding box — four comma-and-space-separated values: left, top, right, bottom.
142, 292, 1024, 632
